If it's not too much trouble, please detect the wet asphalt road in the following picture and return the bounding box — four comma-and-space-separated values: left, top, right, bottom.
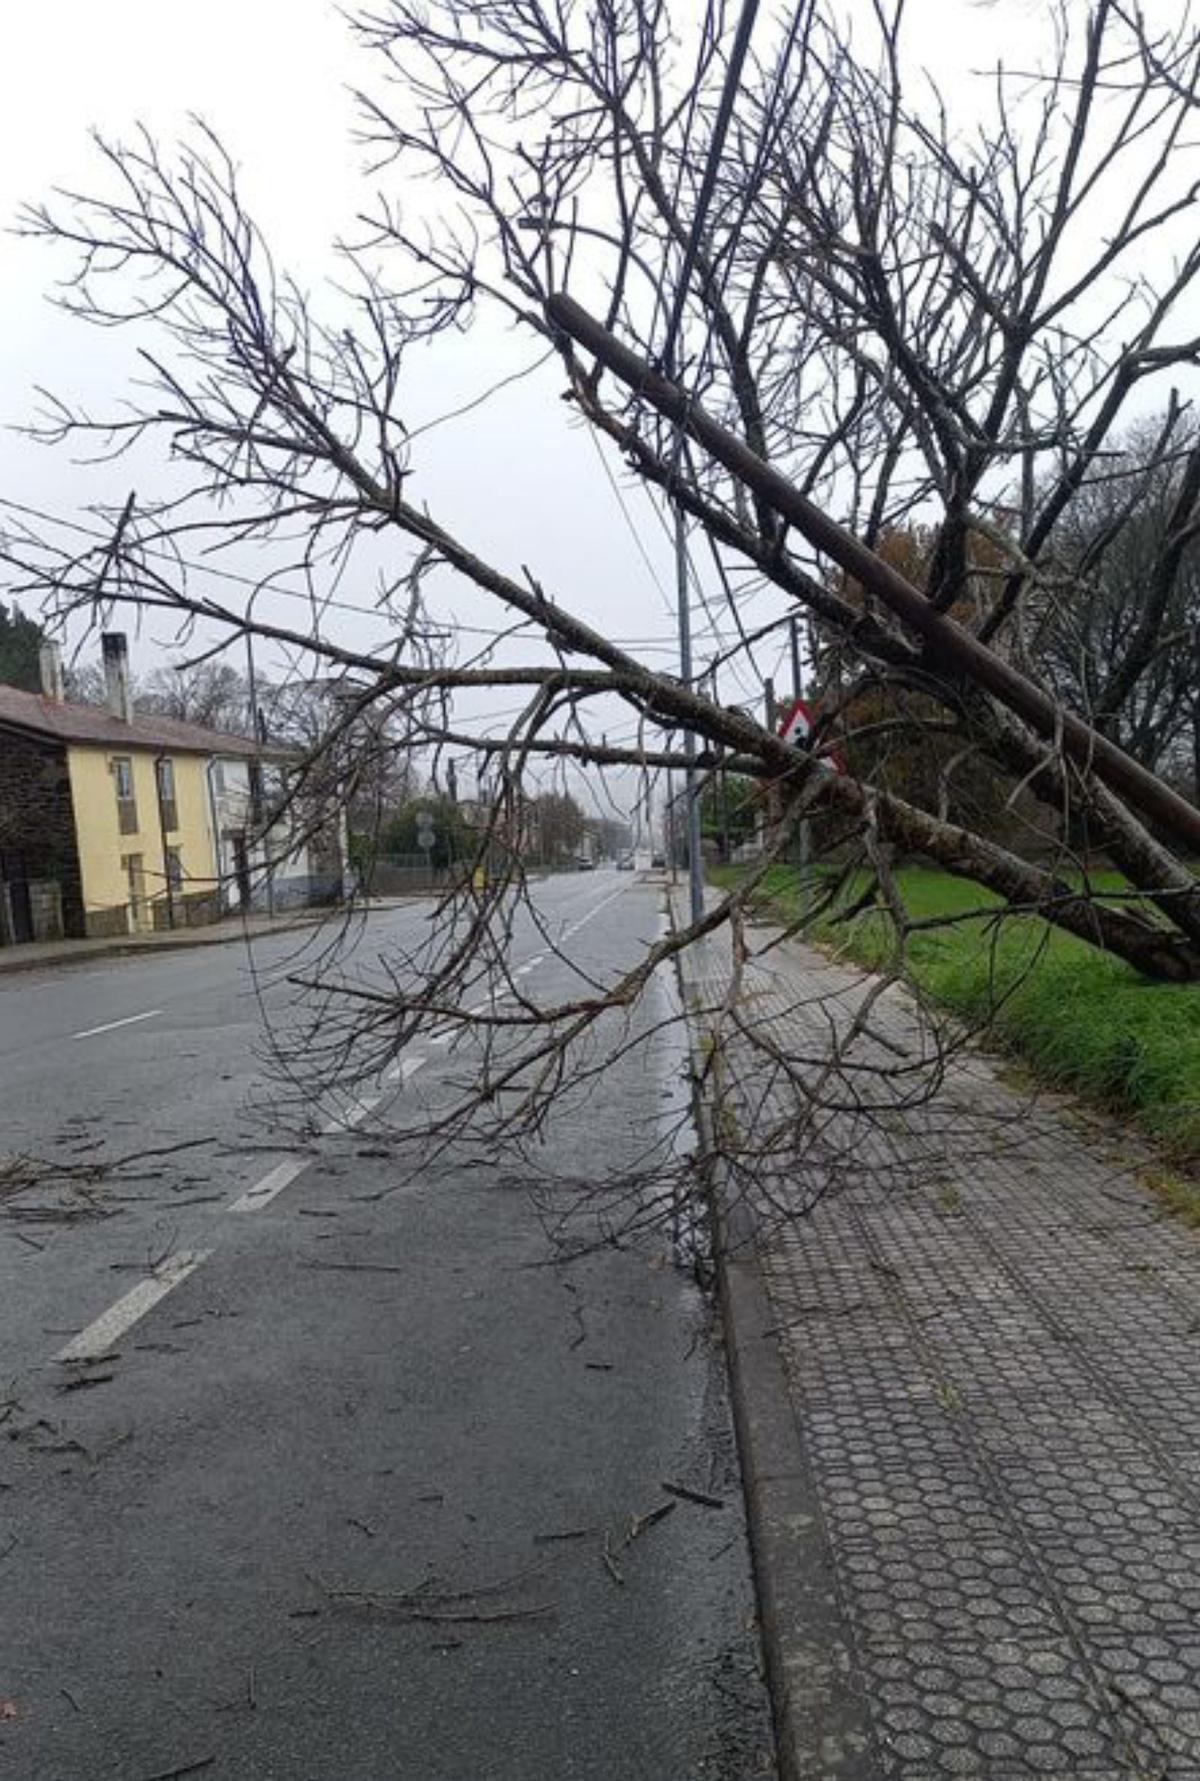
0, 874, 774, 1779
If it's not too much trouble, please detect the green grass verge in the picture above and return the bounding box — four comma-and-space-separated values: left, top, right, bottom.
710, 861, 1200, 1164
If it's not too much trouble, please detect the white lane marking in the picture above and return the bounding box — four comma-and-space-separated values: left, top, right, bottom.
228, 1156, 310, 1214
384, 1054, 428, 1085
465, 990, 519, 1017
57, 1249, 212, 1361
415, 885, 630, 1038
72, 1008, 162, 1041
321, 1094, 380, 1134
560, 882, 631, 944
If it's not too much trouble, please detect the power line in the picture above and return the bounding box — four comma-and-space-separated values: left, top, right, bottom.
0, 492, 698, 654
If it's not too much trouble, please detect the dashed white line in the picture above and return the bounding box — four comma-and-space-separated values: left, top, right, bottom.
52, 883, 638, 1369
72, 1008, 162, 1041
56, 1249, 212, 1361
321, 1094, 380, 1134
384, 1054, 428, 1085
228, 1156, 311, 1214
560, 882, 631, 944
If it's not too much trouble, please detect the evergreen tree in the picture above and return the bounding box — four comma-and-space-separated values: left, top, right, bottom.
0, 602, 46, 693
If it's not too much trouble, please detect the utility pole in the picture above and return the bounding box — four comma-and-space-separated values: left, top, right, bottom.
707, 667, 730, 863
789, 613, 810, 908
762, 676, 777, 854
675, 506, 705, 924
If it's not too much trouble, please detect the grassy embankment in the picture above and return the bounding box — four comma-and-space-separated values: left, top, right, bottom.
709, 860, 1200, 1171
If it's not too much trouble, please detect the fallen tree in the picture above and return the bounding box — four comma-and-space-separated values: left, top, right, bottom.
3, 0, 1200, 1224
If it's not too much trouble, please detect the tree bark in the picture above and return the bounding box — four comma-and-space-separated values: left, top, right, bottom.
547, 293, 1200, 858
811, 771, 1200, 983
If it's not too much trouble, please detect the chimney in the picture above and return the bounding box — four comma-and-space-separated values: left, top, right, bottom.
101, 632, 132, 723
38, 640, 65, 703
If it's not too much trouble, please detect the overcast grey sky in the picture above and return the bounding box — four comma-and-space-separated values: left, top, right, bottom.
1, 0, 1189, 807
0, 0, 693, 719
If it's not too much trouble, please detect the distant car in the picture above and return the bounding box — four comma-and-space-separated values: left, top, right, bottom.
576, 855, 596, 871
651, 852, 666, 868
616, 854, 634, 872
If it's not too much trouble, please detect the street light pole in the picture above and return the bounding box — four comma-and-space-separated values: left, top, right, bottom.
675, 503, 705, 925
789, 614, 810, 907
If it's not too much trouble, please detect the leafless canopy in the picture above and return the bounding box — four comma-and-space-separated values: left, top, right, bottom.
4, 0, 1200, 1229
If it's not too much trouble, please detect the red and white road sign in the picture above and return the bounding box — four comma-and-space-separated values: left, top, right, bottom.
777, 697, 847, 773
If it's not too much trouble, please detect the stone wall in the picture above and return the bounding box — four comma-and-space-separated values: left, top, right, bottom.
0, 731, 85, 940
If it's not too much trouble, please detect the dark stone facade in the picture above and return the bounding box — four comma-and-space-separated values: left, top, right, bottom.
0, 729, 85, 941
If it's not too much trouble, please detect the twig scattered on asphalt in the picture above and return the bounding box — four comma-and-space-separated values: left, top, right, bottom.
247, 1664, 257, 1710
59, 1686, 81, 1713
313, 1566, 553, 1626
92, 1428, 134, 1465
347, 1516, 376, 1538
139, 1757, 215, 1781
601, 1531, 625, 1586
661, 1480, 725, 1510
300, 1259, 406, 1275
569, 1303, 587, 1350
584, 1360, 613, 1371
57, 1372, 115, 1393
394, 1603, 552, 1626
0, 1535, 18, 1564
624, 1501, 676, 1545
533, 1525, 597, 1545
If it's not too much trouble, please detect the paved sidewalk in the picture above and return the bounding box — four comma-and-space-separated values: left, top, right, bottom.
680, 904, 1200, 1780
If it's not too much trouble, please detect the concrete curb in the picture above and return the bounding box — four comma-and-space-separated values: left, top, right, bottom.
670, 896, 875, 1779
710, 1191, 873, 1781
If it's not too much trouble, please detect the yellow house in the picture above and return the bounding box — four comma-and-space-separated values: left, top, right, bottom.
0, 638, 260, 943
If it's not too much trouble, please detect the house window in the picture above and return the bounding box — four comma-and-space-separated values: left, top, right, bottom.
113, 756, 138, 835
155, 757, 179, 832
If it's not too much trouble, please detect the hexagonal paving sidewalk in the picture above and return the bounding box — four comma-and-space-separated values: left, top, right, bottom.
683, 916, 1200, 1779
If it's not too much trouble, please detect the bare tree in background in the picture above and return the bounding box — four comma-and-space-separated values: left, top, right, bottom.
1029, 413, 1200, 786
5, 0, 1200, 1235
139, 660, 250, 733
